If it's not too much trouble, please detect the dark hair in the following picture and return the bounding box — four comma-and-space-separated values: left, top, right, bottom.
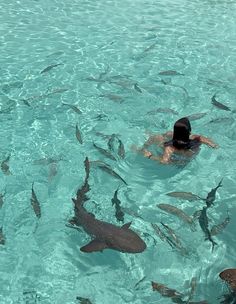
165, 117, 192, 149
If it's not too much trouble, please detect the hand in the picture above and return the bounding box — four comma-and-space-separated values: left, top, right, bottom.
143, 150, 152, 158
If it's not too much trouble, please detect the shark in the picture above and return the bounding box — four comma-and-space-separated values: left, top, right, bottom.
71, 157, 146, 253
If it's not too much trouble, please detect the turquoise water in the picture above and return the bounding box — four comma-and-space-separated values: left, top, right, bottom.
1, 0, 236, 303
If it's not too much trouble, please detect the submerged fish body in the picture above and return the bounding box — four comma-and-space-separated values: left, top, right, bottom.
31, 183, 41, 218
118, 139, 125, 159
62, 102, 82, 114
205, 178, 223, 208
157, 204, 194, 229
1, 155, 11, 175
198, 207, 217, 250
152, 281, 183, 299
211, 94, 231, 111
93, 143, 116, 161
210, 213, 230, 236
72, 158, 145, 253
166, 191, 203, 201
187, 112, 207, 121
76, 124, 83, 144
0, 227, 5, 245
146, 107, 178, 115
40, 63, 63, 74
158, 70, 184, 76
111, 188, 124, 222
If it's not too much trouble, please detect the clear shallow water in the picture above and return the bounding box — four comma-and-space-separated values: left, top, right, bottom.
0, 0, 236, 303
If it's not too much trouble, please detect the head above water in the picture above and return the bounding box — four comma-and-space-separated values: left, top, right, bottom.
172, 117, 192, 149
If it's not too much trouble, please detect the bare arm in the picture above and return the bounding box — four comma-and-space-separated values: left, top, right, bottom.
144, 146, 174, 164
192, 134, 218, 148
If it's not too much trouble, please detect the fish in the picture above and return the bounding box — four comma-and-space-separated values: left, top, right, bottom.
33, 156, 63, 165
40, 63, 63, 74
107, 134, 117, 151
166, 191, 204, 202
93, 143, 116, 161
1, 155, 11, 175
76, 124, 83, 144
92, 161, 127, 185
160, 222, 182, 248
151, 223, 175, 248
210, 212, 230, 236
219, 269, 236, 291
71, 157, 146, 253
146, 108, 179, 115
134, 83, 142, 93
157, 204, 195, 230
118, 139, 125, 159
187, 113, 207, 121
211, 94, 231, 111
0, 227, 5, 245
134, 276, 146, 289
62, 102, 82, 114
205, 178, 223, 208
158, 70, 184, 76
31, 183, 41, 218
76, 297, 93, 304
121, 207, 144, 220
111, 188, 125, 222
208, 117, 234, 124
151, 281, 183, 300
0, 189, 6, 209
198, 207, 217, 251
46, 51, 64, 58
144, 42, 157, 52
186, 277, 197, 304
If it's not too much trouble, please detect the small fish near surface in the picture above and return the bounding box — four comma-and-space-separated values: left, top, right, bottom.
0, 227, 5, 245
93, 143, 116, 161
210, 212, 230, 236
205, 178, 223, 208
71, 157, 146, 253
1, 155, 11, 175
198, 207, 217, 251
107, 133, 117, 151
187, 112, 207, 121
211, 94, 231, 111
152, 281, 183, 301
157, 204, 195, 231
76, 124, 83, 144
117, 139, 125, 159
62, 102, 82, 114
0, 189, 6, 208
146, 107, 179, 115
31, 183, 41, 218
76, 296, 93, 304
111, 187, 124, 223
186, 277, 197, 304
99, 93, 124, 103
134, 83, 142, 93
90, 160, 127, 185
166, 191, 204, 202
40, 63, 63, 74
158, 70, 184, 76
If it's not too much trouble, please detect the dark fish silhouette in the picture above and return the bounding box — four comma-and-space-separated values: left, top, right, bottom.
211, 94, 231, 111
40, 63, 63, 74
99, 93, 124, 103
134, 276, 146, 289
93, 143, 116, 161
31, 183, 41, 218
134, 83, 142, 93
0, 189, 6, 208
71, 158, 146, 253
0, 227, 5, 245
210, 212, 230, 236
157, 204, 195, 230
76, 296, 92, 304
92, 161, 127, 185
111, 187, 124, 222
107, 134, 116, 151
1, 155, 11, 175
219, 269, 236, 291
62, 102, 82, 114
198, 207, 217, 251
187, 112, 207, 121
205, 178, 223, 208
76, 124, 83, 144
118, 139, 125, 159
152, 281, 183, 300
158, 70, 184, 76
151, 223, 175, 248
186, 277, 197, 303
166, 191, 204, 201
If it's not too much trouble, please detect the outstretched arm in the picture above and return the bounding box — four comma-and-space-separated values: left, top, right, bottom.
192, 134, 218, 148
144, 146, 174, 164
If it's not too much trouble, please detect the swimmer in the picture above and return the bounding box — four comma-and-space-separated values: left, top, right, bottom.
135, 117, 218, 164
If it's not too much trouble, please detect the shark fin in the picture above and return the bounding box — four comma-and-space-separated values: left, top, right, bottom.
80, 239, 107, 253
122, 222, 132, 229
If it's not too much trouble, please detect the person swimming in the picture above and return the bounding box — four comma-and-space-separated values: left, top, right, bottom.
136, 117, 218, 164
